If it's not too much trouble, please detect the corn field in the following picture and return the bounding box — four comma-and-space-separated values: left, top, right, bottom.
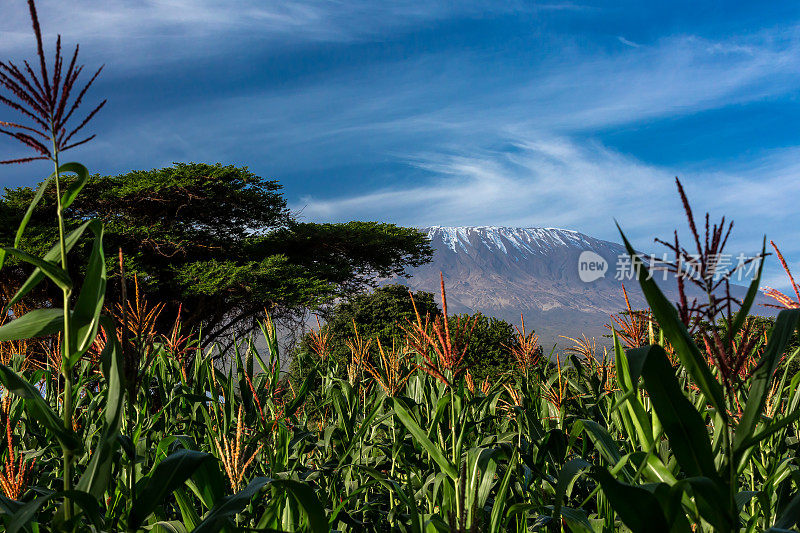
1, 1, 800, 531
1, 249, 800, 532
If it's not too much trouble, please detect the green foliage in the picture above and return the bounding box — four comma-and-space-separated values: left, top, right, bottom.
298, 286, 521, 382
1, 5, 798, 531
302, 284, 440, 365
452, 312, 521, 381
719, 314, 800, 376
1, 163, 433, 344
599, 225, 800, 532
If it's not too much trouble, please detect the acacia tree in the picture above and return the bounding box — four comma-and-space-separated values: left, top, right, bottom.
1, 162, 433, 346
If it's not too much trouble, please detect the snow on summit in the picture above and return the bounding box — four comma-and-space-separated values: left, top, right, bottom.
424, 226, 598, 255
395, 226, 773, 348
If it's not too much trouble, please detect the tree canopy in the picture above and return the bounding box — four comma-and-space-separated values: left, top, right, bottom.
303, 284, 441, 365
451, 312, 524, 381
0, 163, 433, 345
300, 283, 524, 381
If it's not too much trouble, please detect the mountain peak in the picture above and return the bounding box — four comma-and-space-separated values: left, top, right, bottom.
423, 225, 611, 255
390, 225, 773, 348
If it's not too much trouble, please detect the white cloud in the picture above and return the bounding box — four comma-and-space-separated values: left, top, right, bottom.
293, 135, 672, 230
617, 36, 640, 48
0, 0, 545, 67
515, 30, 800, 132
293, 135, 800, 288
3, 1, 799, 289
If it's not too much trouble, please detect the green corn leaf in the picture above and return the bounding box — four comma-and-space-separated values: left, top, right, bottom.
337, 397, 383, 467
469, 447, 498, 513
0, 364, 82, 452
591, 466, 669, 533
249, 336, 276, 392
355, 465, 423, 533
0, 493, 23, 515
652, 482, 691, 532
184, 456, 226, 512
174, 488, 201, 530
331, 387, 354, 441
5, 220, 94, 309
643, 454, 679, 485
256, 315, 280, 375
626, 345, 718, 480
553, 458, 591, 520
270, 479, 328, 533
506, 505, 547, 527
233, 341, 253, 413
681, 477, 734, 531
69, 220, 106, 365
735, 308, 800, 454
0, 308, 64, 341
0, 162, 88, 273
74, 316, 124, 500
614, 336, 654, 449
617, 223, 727, 418
1, 247, 72, 291
8, 490, 103, 533
774, 492, 800, 530
560, 507, 593, 533
735, 491, 758, 511
741, 408, 800, 451
427, 393, 451, 444
392, 398, 458, 480
489, 448, 518, 533
574, 419, 622, 466
727, 238, 766, 344
0, 174, 53, 271
129, 450, 215, 530
57, 162, 90, 210
284, 367, 315, 419
147, 522, 189, 533
192, 478, 328, 533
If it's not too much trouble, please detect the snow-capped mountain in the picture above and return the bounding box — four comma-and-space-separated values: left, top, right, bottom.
390, 226, 771, 349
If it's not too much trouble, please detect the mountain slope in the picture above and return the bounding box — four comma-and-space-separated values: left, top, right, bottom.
390, 226, 772, 348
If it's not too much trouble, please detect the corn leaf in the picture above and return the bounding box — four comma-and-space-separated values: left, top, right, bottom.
591, 466, 669, 533
74, 316, 124, 499
0, 364, 82, 452
58, 162, 90, 210
735, 309, 800, 454
192, 478, 328, 533
69, 220, 106, 364
0, 174, 53, 271
0, 308, 64, 340
129, 450, 215, 529
5, 220, 94, 309
392, 397, 458, 480
626, 345, 718, 480
1, 247, 72, 292
617, 223, 727, 420
8, 490, 103, 533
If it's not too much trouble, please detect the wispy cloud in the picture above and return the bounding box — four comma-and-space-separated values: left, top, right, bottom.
2, 1, 799, 288
617, 36, 640, 48
295, 136, 649, 229
295, 134, 800, 285
295, 135, 668, 230
0, 0, 539, 66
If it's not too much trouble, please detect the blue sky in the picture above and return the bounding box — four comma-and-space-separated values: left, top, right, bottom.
2, 1, 800, 289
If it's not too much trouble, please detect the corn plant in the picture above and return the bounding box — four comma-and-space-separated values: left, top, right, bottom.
1, 3, 799, 532
579, 183, 800, 532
